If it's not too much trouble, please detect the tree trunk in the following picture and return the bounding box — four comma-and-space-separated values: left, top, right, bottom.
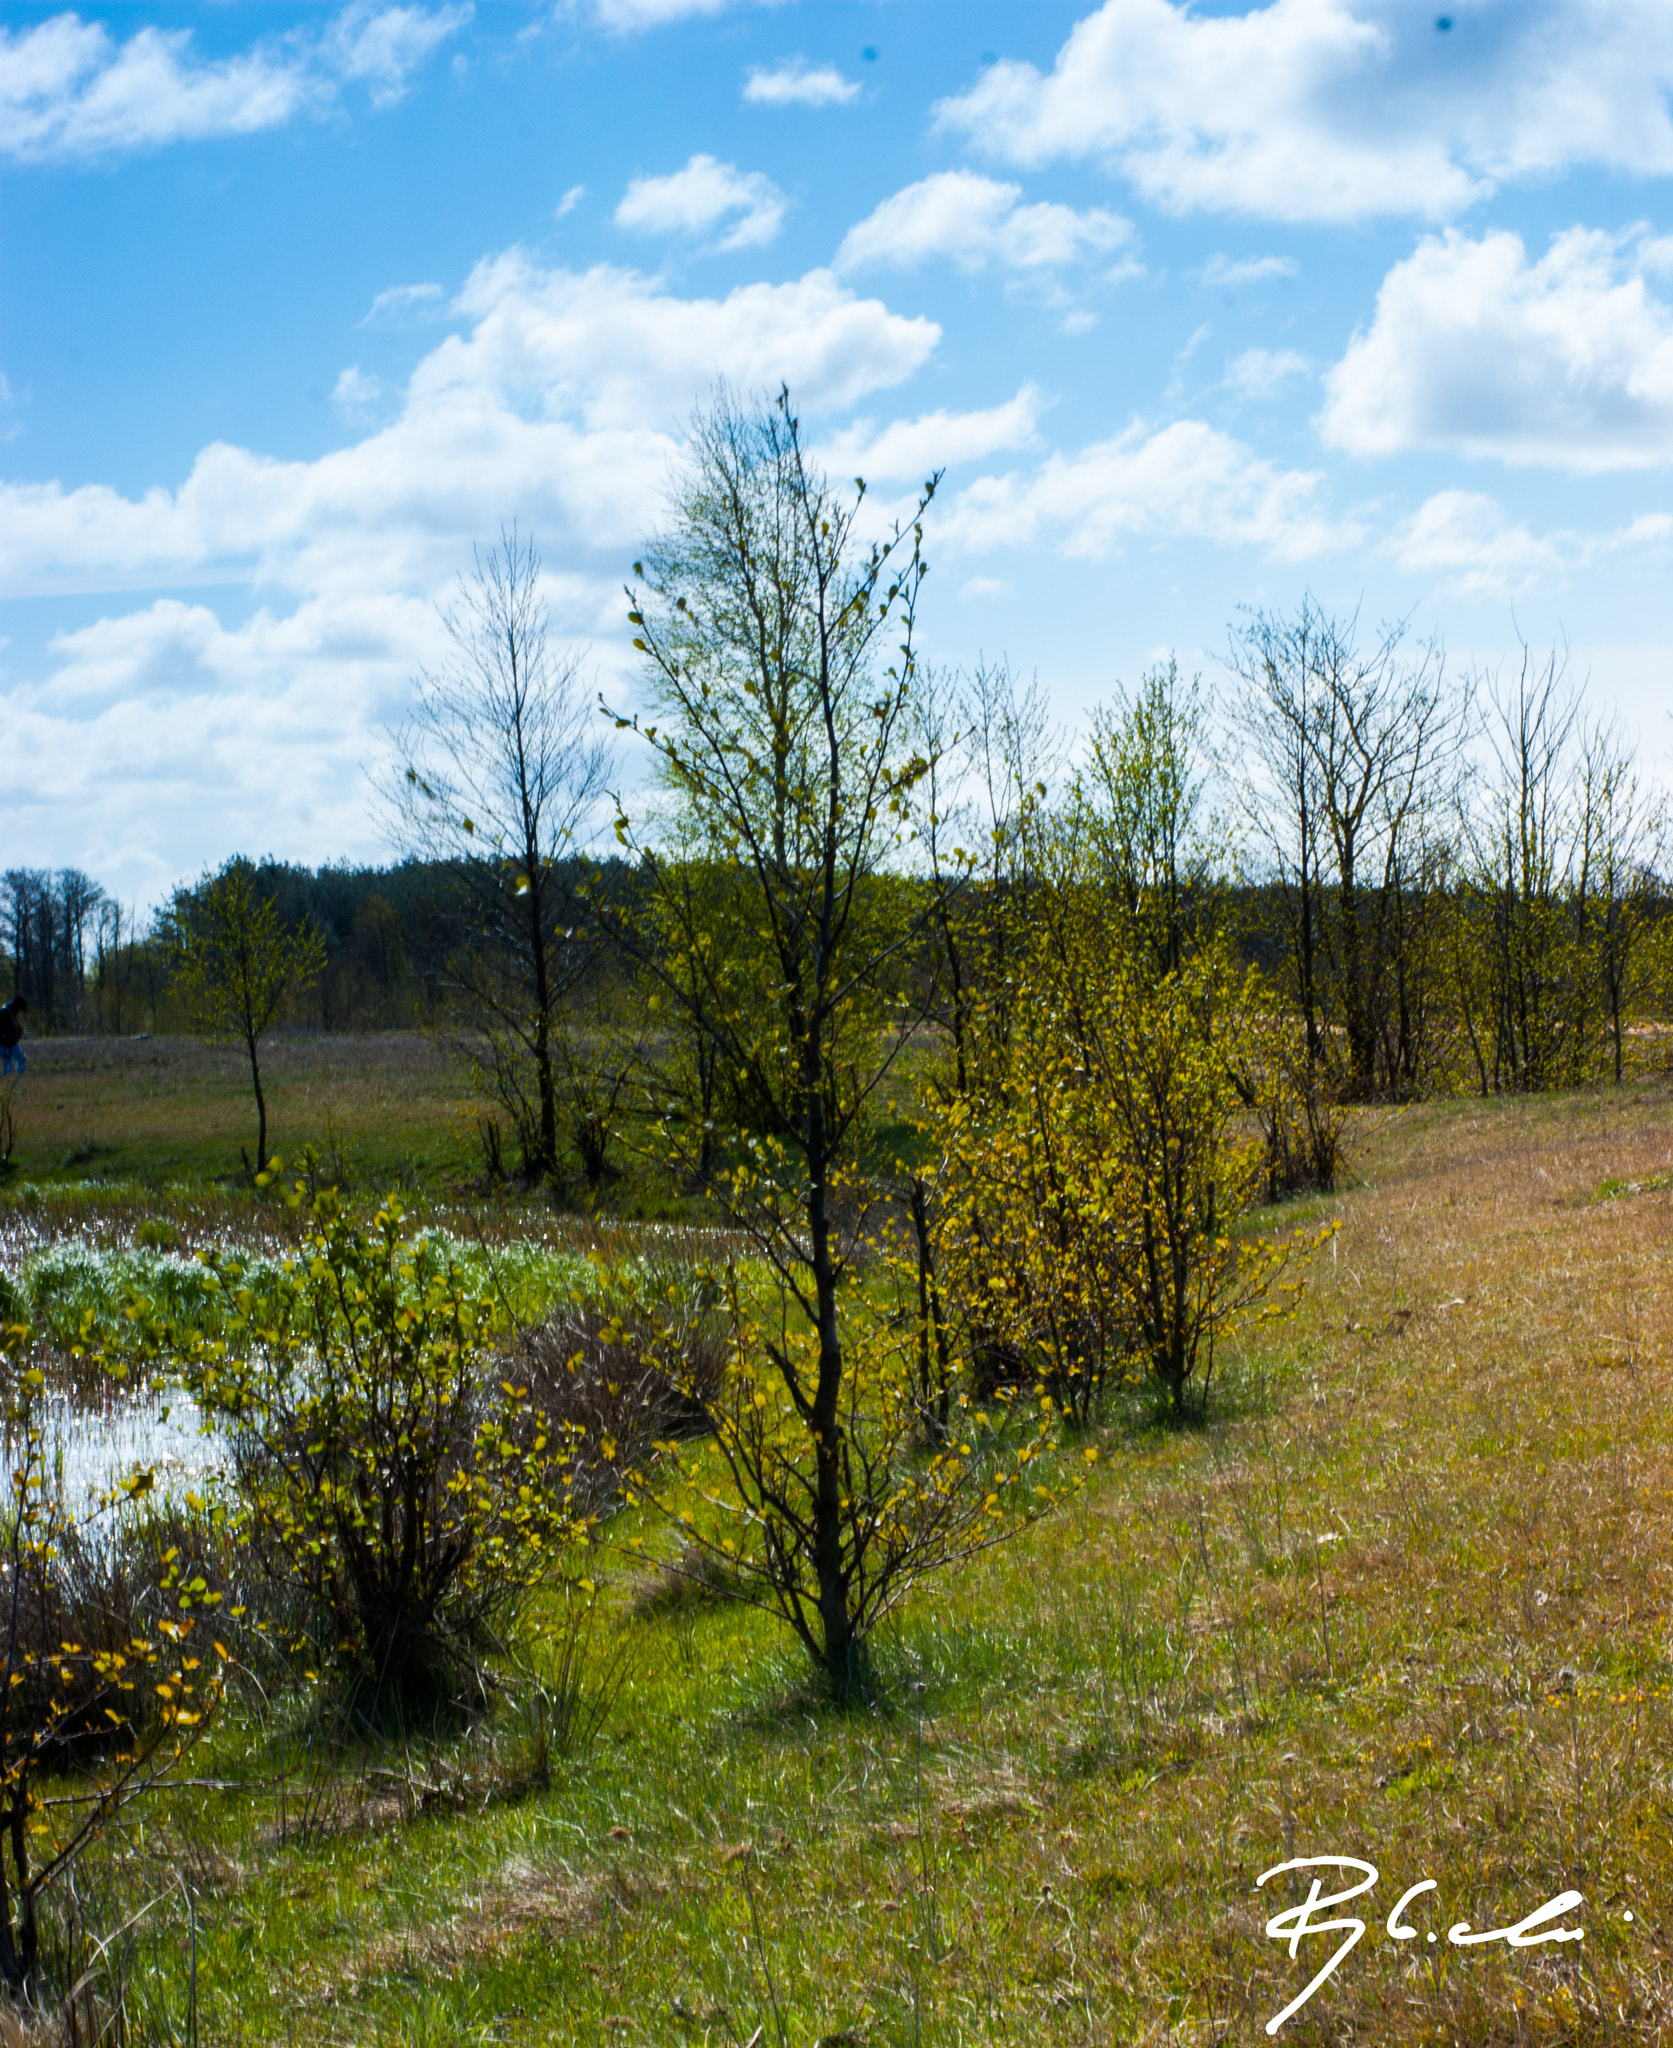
527, 870, 559, 1182
1337, 856, 1378, 1099
1294, 838, 1322, 1068
910, 1177, 951, 1438
804, 1098, 855, 1696
247, 1029, 268, 1173
1607, 914, 1626, 1085
1611, 973, 1624, 1085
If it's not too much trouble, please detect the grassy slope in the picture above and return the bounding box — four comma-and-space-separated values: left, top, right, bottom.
20, 1055, 1673, 2045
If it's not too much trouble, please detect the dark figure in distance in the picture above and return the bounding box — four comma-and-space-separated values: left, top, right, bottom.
0, 998, 26, 1077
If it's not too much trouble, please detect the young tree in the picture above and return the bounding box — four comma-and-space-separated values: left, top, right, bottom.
1080, 659, 1221, 981
388, 531, 613, 1185
612, 388, 1052, 1695
171, 857, 326, 1173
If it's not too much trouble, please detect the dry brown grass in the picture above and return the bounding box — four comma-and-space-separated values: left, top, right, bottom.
997, 1076, 1673, 2044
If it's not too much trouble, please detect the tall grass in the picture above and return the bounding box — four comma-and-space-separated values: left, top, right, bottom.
4, 1232, 727, 1352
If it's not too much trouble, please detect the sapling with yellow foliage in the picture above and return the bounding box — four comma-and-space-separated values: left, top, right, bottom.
931, 791, 1326, 1423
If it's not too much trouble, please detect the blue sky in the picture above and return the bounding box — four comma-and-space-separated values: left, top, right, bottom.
4, 0, 1673, 907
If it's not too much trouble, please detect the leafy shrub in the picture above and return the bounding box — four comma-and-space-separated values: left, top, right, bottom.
629, 1251, 1063, 1694
508, 1295, 726, 1515
937, 904, 1324, 1421
138, 1190, 594, 1718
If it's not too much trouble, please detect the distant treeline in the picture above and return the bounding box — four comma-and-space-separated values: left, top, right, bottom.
0, 856, 668, 1039
6, 847, 1669, 1096
1, 860, 461, 1036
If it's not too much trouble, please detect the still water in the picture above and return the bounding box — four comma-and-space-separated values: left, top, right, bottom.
3, 1381, 222, 1507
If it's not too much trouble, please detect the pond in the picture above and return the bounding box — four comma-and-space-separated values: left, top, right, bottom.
4, 1379, 223, 1510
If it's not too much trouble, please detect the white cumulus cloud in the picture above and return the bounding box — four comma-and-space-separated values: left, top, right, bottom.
1392, 489, 1673, 597
1225, 347, 1310, 399
934, 0, 1673, 224
935, 417, 1347, 561
1393, 491, 1566, 596
743, 58, 858, 107
817, 387, 1043, 483
837, 170, 1133, 277
0, 4, 469, 163
615, 153, 786, 250
1321, 227, 1673, 471
431, 254, 937, 429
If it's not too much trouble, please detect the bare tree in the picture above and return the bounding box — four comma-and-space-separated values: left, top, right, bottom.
387, 531, 613, 1184
1456, 649, 1663, 1093
1228, 598, 1467, 1100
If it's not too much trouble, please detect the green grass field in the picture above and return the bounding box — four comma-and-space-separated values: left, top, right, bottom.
1, 1031, 476, 1194
5, 1037, 1673, 2045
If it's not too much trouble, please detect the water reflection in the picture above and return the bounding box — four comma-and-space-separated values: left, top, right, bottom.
3, 1382, 222, 1505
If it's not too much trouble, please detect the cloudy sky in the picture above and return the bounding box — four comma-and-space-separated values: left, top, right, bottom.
5, 0, 1673, 906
